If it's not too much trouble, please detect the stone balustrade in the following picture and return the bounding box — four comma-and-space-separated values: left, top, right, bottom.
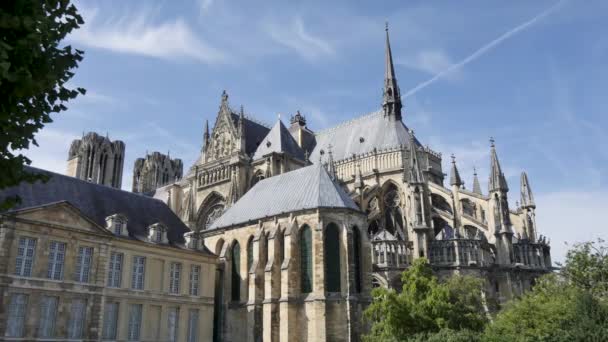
371, 239, 412, 269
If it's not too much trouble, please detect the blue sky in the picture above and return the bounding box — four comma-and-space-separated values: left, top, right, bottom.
24, 0, 607, 262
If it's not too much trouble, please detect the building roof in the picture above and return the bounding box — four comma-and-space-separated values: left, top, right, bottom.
209, 164, 359, 230
309, 110, 420, 162
253, 119, 306, 161
230, 113, 271, 157
0, 167, 191, 245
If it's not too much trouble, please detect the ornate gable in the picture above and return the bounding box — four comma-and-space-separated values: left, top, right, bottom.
205, 91, 240, 163
11, 201, 111, 235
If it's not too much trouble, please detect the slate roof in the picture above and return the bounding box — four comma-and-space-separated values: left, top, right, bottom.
230, 113, 271, 157
309, 110, 421, 162
252, 119, 306, 161
0, 167, 192, 246
209, 164, 360, 230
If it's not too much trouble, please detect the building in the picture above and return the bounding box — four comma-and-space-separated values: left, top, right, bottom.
0, 168, 217, 341
67, 132, 125, 188
132, 151, 184, 193
1, 25, 552, 342
153, 26, 553, 341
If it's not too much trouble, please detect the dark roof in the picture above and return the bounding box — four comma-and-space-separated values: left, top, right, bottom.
209, 164, 360, 230
230, 113, 271, 156
253, 119, 306, 161
0, 167, 191, 245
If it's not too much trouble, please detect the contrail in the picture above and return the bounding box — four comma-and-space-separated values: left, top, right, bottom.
403, 0, 567, 98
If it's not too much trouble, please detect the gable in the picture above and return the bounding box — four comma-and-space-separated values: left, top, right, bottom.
11, 201, 110, 235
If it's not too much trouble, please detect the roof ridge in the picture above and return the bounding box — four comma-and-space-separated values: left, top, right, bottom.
24, 166, 168, 204
314, 109, 382, 136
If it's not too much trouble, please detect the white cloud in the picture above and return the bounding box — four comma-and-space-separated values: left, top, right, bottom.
398, 50, 461, 80
535, 191, 608, 264
23, 128, 80, 174
198, 0, 215, 14
265, 17, 335, 61
69, 6, 226, 64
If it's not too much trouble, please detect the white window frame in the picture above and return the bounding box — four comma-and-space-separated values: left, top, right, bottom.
131, 256, 146, 290
75, 246, 94, 283
47, 241, 66, 280
6, 293, 28, 337
169, 262, 182, 294
38, 296, 58, 338
127, 304, 143, 341
14, 237, 36, 277
102, 302, 119, 340
167, 307, 179, 342
187, 309, 199, 342
67, 298, 86, 339
107, 252, 123, 288
189, 265, 201, 296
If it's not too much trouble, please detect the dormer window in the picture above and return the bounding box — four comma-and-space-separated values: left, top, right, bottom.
105, 214, 128, 237
184, 232, 196, 250
148, 223, 168, 244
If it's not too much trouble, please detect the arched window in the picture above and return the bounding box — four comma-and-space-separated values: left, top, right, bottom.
231, 242, 241, 301
325, 223, 341, 293
353, 226, 362, 293
247, 237, 254, 272
300, 225, 313, 293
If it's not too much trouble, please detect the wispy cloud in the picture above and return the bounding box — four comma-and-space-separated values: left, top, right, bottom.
265, 17, 335, 61
198, 0, 215, 15
398, 50, 461, 80
403, 0, 566, 97
69, 6, 226, 64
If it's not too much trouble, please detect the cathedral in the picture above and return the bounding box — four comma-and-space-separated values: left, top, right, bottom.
0, 27, 552, 342
147, 27, 552, 341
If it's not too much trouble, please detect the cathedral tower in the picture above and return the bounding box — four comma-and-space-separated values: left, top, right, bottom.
132, 151, 183, 193
382, 23, 402, 121
487, 139, 514, 265
66, 132, 125, 188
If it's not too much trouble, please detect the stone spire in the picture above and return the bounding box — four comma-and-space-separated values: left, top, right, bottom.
449, 154, 463, 187
472, 167, 482, 195
520, 171, 535, 209
354, 162, 364, 190
202, 119, 210, 150
488, 138, 508, 193
239, 105, 245, 136
404, 131, 423, 184
227, 167, 239, 206
382, 22, 402, 121
326, 145, 337, 181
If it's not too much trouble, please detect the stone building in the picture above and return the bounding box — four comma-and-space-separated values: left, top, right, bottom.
150, 26, 553, 341
0, 168, 217, 341
132, 151, 184, 193
66, 132, 125, 188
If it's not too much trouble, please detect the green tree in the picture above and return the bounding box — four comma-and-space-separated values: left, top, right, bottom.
560, 239, 608, 299
1, 0, 85, 210
363, 258, 488, 341
484, 274, 608, 342
485, 239, 608, 342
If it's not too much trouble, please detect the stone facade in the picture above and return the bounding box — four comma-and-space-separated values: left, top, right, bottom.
132, 151, 184, 193
0, 171, 217, 342
145, 26, 554, 341
67, 132, 125, 188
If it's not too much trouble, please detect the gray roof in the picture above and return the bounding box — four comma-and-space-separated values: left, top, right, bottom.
209, 164, 359, 230
309, 110, 420, 162
230, 113, 271, 157
253, 119, 306, 161
1, 167, 193, 246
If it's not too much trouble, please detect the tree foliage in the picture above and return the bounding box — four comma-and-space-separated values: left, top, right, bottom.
559, 238, 608, 299
363, 258, 488, 341
486, 239, 608, 342
0, 0, 85, 210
